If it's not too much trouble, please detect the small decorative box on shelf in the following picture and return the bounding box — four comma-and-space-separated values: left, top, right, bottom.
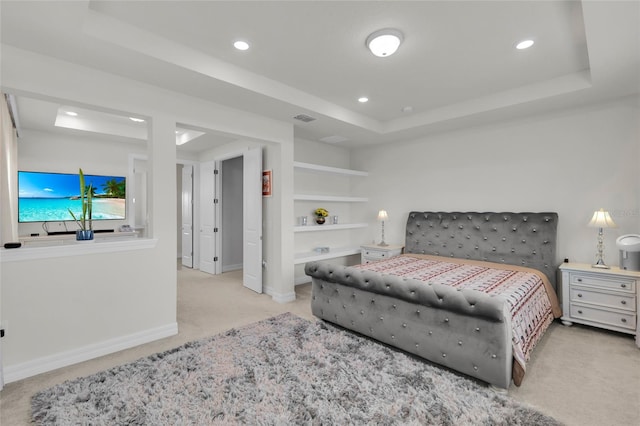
360, 244, 404, 264
559, 262, 639, 348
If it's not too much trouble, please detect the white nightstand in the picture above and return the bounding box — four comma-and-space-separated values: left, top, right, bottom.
559, 263, 639, 348
360, 244, 404, 264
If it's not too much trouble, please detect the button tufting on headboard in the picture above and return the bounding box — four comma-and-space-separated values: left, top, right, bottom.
404, 211, 559, 288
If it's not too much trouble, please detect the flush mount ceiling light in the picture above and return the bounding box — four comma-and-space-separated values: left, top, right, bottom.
234, 40, 250, 51
65, 111, 78, 116
516, 39, 535, 50
358, 97, 369, 103
129, 117, 145, 123
366, 28, 403, 57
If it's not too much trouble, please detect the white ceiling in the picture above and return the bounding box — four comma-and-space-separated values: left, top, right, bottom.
1, 1, 638, 149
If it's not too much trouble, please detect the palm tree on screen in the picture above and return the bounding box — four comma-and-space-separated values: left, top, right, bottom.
102, 179, 125, 198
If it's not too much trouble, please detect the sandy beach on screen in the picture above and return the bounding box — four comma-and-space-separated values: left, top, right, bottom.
92, 198, 126, 218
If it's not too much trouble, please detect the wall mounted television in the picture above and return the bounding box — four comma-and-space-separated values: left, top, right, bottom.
18, 171, 126, 223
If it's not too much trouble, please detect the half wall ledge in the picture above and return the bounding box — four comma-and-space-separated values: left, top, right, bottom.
0, 238, 159, 262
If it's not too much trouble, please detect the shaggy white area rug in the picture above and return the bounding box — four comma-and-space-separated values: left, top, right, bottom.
32, 313, 561, 425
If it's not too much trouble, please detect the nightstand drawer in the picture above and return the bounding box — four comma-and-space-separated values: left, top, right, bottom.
362, 249, 388, 260
570, 304, 636, 330
360, 245, 404, 265
570, 274, 635, 292
570, 287, 636, 312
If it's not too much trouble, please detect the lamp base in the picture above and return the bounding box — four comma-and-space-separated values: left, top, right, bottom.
378, 242, 388, 247
591, 264, 610, 269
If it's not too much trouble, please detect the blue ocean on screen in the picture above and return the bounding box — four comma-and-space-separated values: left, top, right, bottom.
18, 171, 126, 223
18, 198, 126, 222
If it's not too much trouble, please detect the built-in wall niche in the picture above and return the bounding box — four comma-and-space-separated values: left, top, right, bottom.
293, 161, 369, 285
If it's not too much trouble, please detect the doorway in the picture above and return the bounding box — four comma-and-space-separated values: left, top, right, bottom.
199, 147, 263, 293
220, 156, 243, 272
130, 157, 196, 269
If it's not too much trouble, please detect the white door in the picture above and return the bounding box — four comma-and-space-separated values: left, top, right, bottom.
199, 161, 217, 275
181, 165, 194, 268
243, 148, 263, 293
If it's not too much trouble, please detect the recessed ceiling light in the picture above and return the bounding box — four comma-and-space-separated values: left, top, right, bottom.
234, 40, 250, 51
402, 106, 413, 113
65, 111, 78, 116
358, 97, 369, 103
366, 28, 404, 57
516, 39, 535, 50
129, 117, 145, 123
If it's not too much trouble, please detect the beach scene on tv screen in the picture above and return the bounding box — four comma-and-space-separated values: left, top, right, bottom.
18, 171, 126, 223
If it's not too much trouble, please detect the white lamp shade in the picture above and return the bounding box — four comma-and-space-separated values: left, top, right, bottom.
377, 210, 388, 221
588, 208, 617, 228
366, 29, 403, 57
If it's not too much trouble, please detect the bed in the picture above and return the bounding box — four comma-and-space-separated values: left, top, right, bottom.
305, 211, 561, 389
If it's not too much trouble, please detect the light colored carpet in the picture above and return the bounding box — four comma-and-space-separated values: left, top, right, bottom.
1, 266, 639, 425
31, 313, 560, 425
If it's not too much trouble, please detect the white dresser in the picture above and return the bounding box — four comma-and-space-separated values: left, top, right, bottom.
360, 244, 404, 264
559, 263, 639, 347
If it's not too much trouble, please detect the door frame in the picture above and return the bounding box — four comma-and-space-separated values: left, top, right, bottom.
179, 162, 197, 268
204, 147, 263, 292
129, 154, 200, 268
212, 149, 245, 275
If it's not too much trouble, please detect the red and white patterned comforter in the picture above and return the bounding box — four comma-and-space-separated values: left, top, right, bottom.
353, 254, 561, 382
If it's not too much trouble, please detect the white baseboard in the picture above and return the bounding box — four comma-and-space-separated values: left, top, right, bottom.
295, 276, 311, 286
264, 285, 296, 303
222, 264, 242, 273
4, 322, 178, 384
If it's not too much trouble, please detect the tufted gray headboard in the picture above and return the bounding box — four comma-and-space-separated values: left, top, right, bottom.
405, 212, 559, 289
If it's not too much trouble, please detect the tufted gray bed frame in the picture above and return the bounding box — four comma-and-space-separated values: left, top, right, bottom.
305, 211, 559, 389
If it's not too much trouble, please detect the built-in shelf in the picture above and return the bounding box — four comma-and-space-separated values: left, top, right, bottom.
294, 246, 362, 264
294, 161, 368, 283
294, 194, 368, 202
294, 223, 368, 232
294, 161, 368, 177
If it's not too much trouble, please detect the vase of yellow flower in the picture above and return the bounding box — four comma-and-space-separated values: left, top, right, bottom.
314, 207, 329, 225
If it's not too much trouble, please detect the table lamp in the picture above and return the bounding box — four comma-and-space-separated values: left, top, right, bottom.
377, 210, 388, 246
588, 208, 617, 269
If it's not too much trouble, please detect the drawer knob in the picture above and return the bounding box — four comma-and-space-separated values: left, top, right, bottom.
577, 310, 583, 314
620, 284, 627, 288
577, 278, 583, 282
621, 318, 627, 323
621, 300, 627, 305
577, 293, 582, 298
